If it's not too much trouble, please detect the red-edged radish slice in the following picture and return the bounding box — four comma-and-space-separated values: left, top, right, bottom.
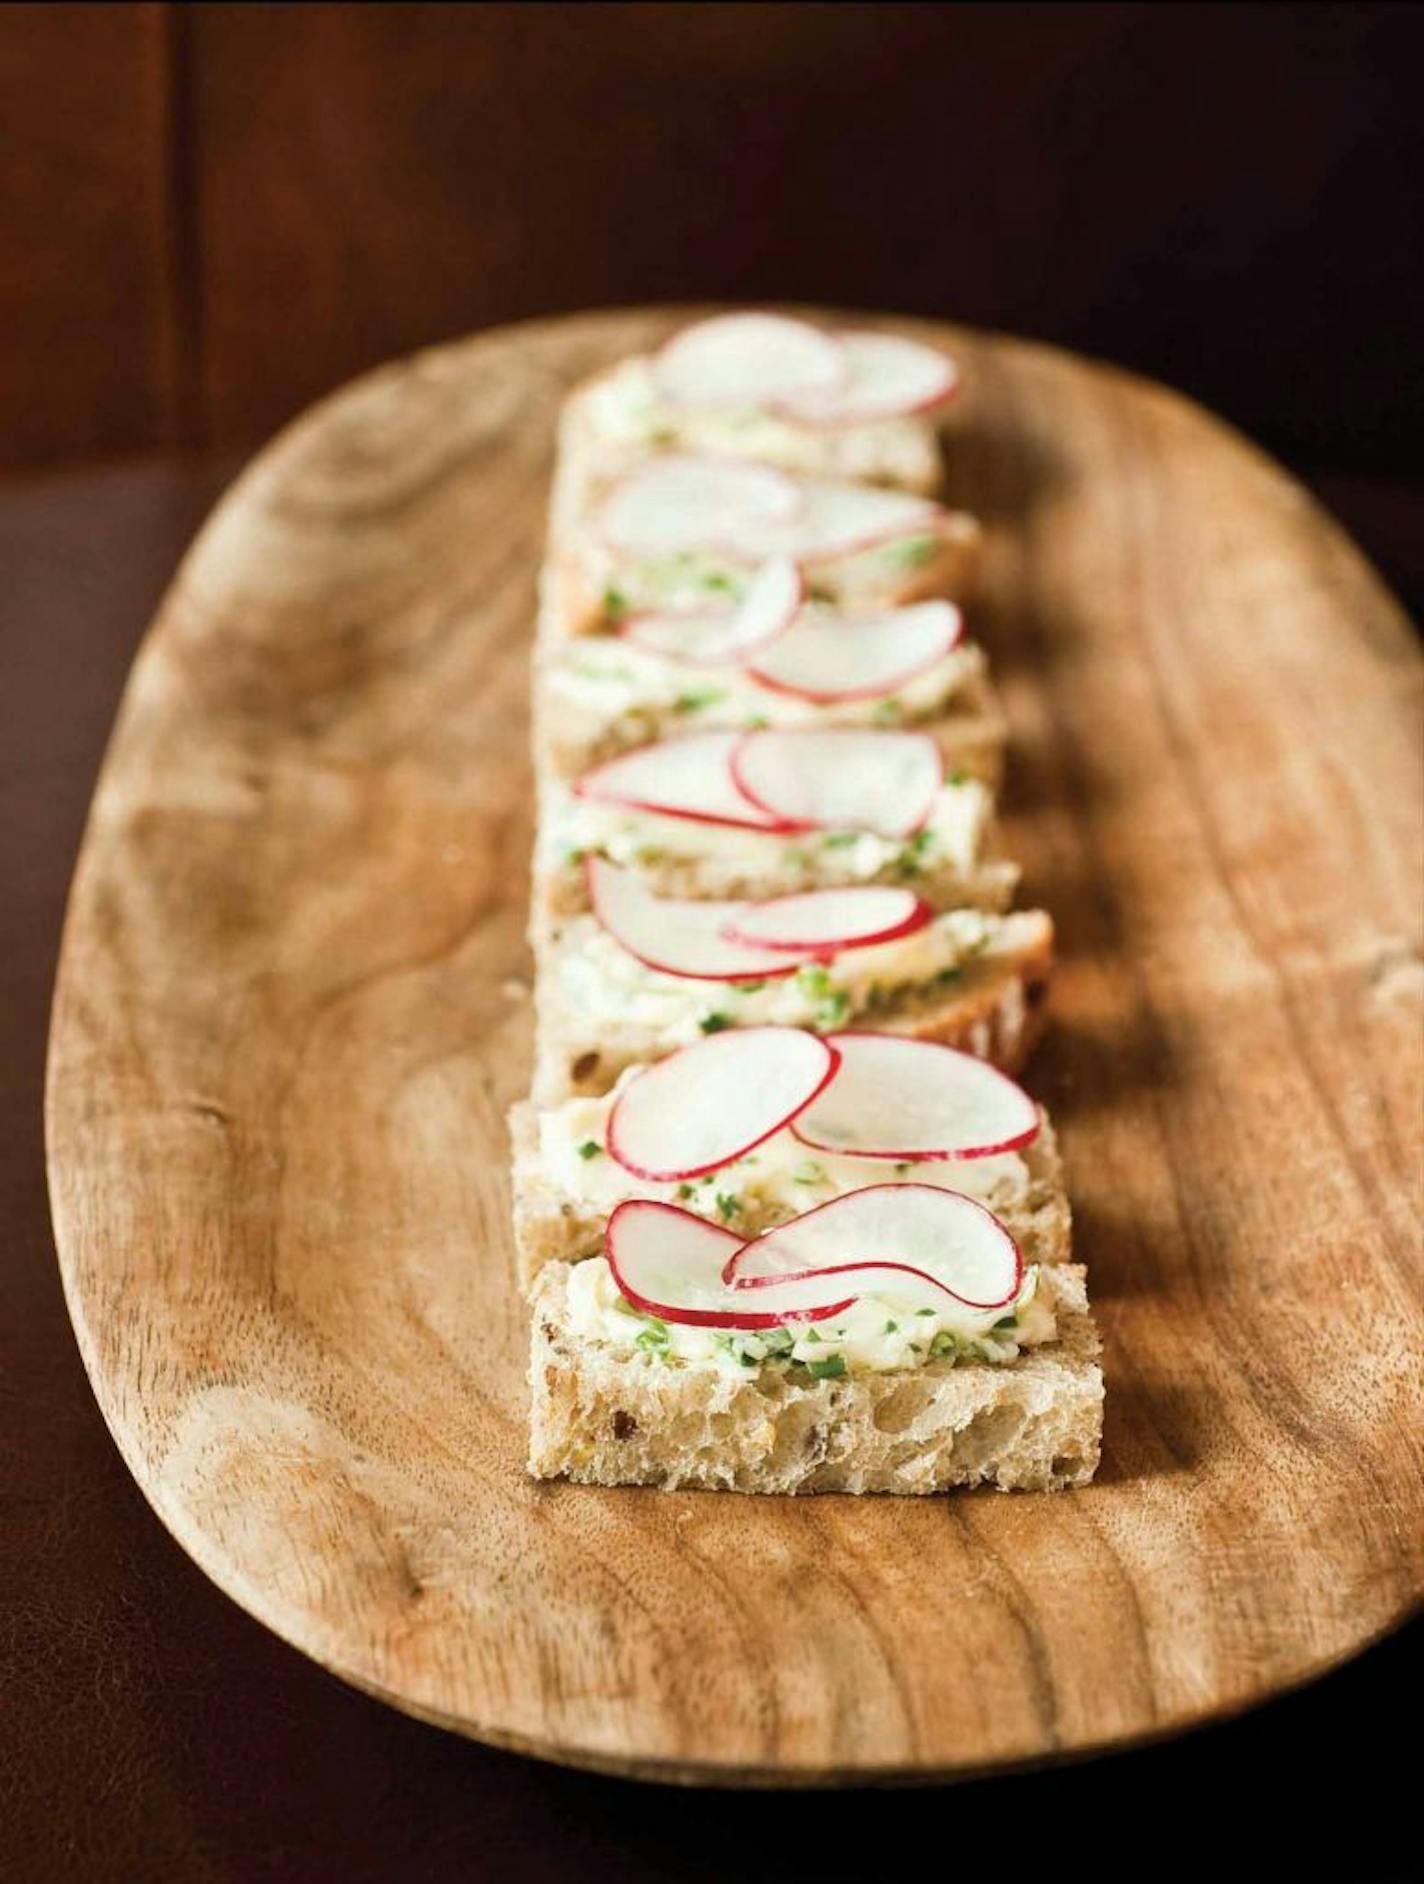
622, 557, 802, 667
607, 1200, 852, 1328
777, 333, 959, 427
607, 1027, 839, 1181
725, 1185, 1023, 1311
723, 885, 931, 955
598, 455, 801, 557
731, 728, 942, 839
654, 314, 845, 410
575, 731, 795, 830
790, 1033, 1040, 1161
587, 859, 816, 981
747, 600, 963, 703
744, 482, 939, 563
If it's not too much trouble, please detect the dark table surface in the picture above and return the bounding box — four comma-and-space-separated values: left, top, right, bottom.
2, 454, 1419, 1884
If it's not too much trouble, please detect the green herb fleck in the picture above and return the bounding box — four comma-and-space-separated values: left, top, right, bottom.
808, 1354, 847, 1380
894, 1161, 913, 1175
874, 696, 903, 724
993, 1312, 1020, 1331
634, 1318, 670, 1356
699, 1012, 731, 1035
915, 1307, 936, 1318
821, 831, 859, 850
947, 768, 969, 787
792, 1162, 828, 1187
677, 1183, 695, 1200
796, 964, 832, 998
933, 965, 964, 987
673, 689, 725, 714
602, 585, 629, 620
714, 1191, 739, 1223
577, 1140, 602, 1161
880, 533, 936, 569
731, 979, 767, 994
700, 570, 737, 595
883, 1320, 899, 1335
804, 1327, 822, 1344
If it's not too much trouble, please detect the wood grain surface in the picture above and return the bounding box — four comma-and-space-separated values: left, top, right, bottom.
46, 309, 1424, 1784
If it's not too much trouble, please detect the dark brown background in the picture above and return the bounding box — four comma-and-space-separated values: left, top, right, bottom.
2, 5, 1420, 1880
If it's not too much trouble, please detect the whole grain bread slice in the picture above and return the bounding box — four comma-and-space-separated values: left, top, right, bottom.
527, 1262, 1102, 1494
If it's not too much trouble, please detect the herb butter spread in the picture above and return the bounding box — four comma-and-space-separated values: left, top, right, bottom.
565, 1255, 1055, 1377
551, 907, 998, 1040
554, 777, 991, 880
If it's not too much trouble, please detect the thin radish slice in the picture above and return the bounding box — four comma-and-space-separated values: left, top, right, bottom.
598, 455, 801, 557
776, 333, 959, 427
587, 859, 815, 981
575, 731, 794, 830
790, 1033, 1040, 1161
607, 1200, 852, 1329
747, 600, 964, 703
724, 886, 931, 954
742, 481, 940, 563
731, 728, 942, 839
654, 314, 845, 410
622, 557, 802, 667
607, 1027, 839, 1181
725, 1185, 1023, 1311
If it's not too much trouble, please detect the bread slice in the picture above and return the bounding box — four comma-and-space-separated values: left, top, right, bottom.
532, 771, 1018, 922
529, 906, 1054, 1104
509, 1098, 1071, 1289
558, 356, 947, 498
527, 1262, 1102, 1494
533, 634, 1008, 787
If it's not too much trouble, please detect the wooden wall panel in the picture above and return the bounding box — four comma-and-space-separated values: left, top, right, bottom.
0, 4, 179, 467
184, 3, 1424, 474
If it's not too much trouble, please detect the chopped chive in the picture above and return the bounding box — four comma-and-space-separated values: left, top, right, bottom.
699, 1012, 731, 1035
602, 586, 629, 620
677, 1183, 695, 1200
915, 1307, 935, 1317
577, 1139, 602, 1160
883, 1320, 899, 1335
714, 1192, 739, 1222
808, 1354, 847, 1380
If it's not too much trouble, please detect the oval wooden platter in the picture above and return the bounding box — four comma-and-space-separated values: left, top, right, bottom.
47, 309, 1423, 1785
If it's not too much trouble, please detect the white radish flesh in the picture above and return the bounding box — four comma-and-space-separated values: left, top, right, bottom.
747, 600, 963, 702
575, 731, 792, 830
790, 1033, 1040, 1161
723, 886, 931, 954
598, 455, 802, 557
653, 314, 845, 410
607, 1027, 839, 1181
777, 333, 958, 427
586, 858, 814, 981
725, 1184, 1023, 1310
731, 728, 942, 839
606, 1200, 852, 1328
622, 557, 802, 667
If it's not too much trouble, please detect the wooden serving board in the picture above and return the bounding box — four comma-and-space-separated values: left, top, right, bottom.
47, 310, 1423, 1784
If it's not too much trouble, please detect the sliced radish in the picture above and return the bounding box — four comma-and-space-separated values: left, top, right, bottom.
575, 731, 794, 830
607, 1027, 839, 1181
744, 481, 940, 563
621, 557, 802, 667
790, 1033, 1040, 1161
606, 1200, 852, 1329
598, 455, 801, 557
724, 885, 931, 955
654, 314, 845, 410
731, 728, 941, 839
746, 599, 963, 703
725, 1185, 1023, 1311
587, 859, 815, 981
777, 333, 959, 427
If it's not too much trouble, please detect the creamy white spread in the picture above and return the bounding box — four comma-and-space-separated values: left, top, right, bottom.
552, 907, 997, 1041
545, 632, 980, 733
554, 777, 990, 880
585, 356, 930, 477
564, 1254, 1055, 1377
542, 1071, 1033, 1238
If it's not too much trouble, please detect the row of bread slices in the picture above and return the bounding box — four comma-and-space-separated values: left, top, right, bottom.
530, 319, 1044, 1334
